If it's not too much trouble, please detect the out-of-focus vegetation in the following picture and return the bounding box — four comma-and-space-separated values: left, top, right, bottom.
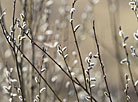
1, 0, 138, 102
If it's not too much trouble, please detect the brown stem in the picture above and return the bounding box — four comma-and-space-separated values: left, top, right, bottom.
120, 26, 138, 99
93, 21, 113, 102
70, 0, 88, 91
61, 52, 79, 102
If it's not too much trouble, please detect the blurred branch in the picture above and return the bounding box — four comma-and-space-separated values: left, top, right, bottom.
0, 17, 63, 102
107, 0, 124, 100
0, 1, 5, 27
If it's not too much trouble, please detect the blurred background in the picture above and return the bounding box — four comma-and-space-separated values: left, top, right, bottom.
0, 0, 138, 102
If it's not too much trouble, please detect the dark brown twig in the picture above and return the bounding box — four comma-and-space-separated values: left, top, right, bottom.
11, 0, 25, 101
70, 0, 88, 91
57, 45, 79, 102
119, 26, 138, 98
93, 21, 113, 102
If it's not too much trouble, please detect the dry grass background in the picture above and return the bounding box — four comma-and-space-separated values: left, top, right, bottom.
1, 0, 138, 102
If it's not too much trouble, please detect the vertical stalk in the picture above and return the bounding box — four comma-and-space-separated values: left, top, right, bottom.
59, 46, 79, 102
28, 0, 35, 101
107, 0, 124, 100
70, 0, 88, 90
93, 21, 113, 102
119, 27, 138, 98
12, 0, 25, 101
19, 0, 27, 100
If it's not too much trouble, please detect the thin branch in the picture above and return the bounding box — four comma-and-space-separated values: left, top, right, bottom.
25, 33, 99, 101
57, 45, 79, 102
119, 26, 138, 98
87, 70, 93, 102
0, 19, 63, 102
93, 21, 113, 102
18, 0, 28, 100
124, 74, 130, 102
11, 0, 26, 101
26, 33, 96, 97
70, 0, 88, 90
0, 1, 5, 27
28, 0, 35, 101
63, 58, 80, 102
